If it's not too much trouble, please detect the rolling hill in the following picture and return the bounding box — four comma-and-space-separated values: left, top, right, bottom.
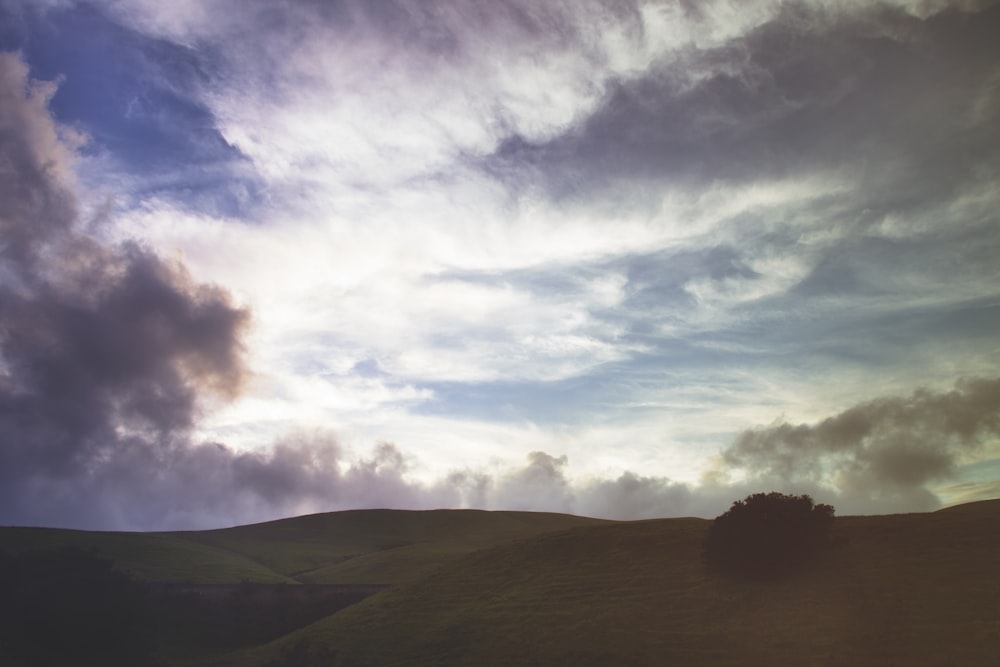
0, 510, 609, 584
219, 500, 1000, 667
175, 509, 611, 584
4, 502, 999, 666
0, 526, 296, 583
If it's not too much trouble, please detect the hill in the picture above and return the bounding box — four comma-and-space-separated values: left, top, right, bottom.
176, 509, 611, 584
0, 510, 609, 584
0, 527, 296, 583
4, 502, 998, 666
224, 500, 1000, 666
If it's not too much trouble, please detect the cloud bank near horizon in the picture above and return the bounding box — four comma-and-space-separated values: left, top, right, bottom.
2, 0, 1000, 529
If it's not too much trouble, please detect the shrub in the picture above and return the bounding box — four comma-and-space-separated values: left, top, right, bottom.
705, 492, 835, 580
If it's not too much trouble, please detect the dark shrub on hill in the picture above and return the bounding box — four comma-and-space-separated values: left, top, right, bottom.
705, 492, 835, 580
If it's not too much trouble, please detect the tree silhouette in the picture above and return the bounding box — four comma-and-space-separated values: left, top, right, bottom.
705, 492, 835, 580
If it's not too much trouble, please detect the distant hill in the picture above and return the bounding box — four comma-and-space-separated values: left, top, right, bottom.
221, 499, 1000, 667
175, 508, 612, 585
0, 509, 609, 585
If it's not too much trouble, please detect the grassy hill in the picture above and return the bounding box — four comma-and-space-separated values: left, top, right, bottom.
4, 502, 998, 666
0, 510, 608, 584
177, 509, 611, 584
221, 500, 1000, 667
0, 527, 296, 583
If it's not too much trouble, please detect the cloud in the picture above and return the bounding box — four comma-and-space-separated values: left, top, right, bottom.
413, 450, 705, 520
935, 479, 1000, 507
489, 1, 1000, 188
4, 0, 1000, 531
480, 1, 1000, 325
0, 52, 629, 530
114, 0, 655, 163
491, 451, 575, 512
0, 52, 251, 528
0, 53, 79, 275
716, 377, 1000, 513
428, 378, 1000, 520
0, 53, 695, 529
45, 0, 996, 425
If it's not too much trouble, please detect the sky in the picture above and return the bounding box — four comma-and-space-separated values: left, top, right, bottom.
1, 0, 999, 530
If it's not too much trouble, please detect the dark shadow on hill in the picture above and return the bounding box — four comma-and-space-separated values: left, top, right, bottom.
150, 582, 387, 652
0, 547, 158, 666
0, 547, 386, 665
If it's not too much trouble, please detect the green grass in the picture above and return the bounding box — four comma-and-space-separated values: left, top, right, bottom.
219, 500, 1000, 666
0, 527, 295, 583
175, 509, 610, 584
7, 502, 998, 666
0, 510, 607, 585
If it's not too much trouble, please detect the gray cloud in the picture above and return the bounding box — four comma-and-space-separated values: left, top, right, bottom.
0, 52, 253, 528
490, 451, 575, 512
0, 54, 622, 529
487, 2, 1000, 201
440, 451, 726, 521
78, 436, 460, 530
0, 52, 596, 530
0, 47, 477, 530
0, 54, 78, 276
574, 471, 697, 521
424, 451, 701, 520
425, 378, 1000, 520
718, 377, 1000, 513
472, 0, 1000, 402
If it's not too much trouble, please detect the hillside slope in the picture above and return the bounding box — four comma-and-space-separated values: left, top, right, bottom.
176, 509, 611, 584
230, 500, 1000, 666
0, 510, 609, 585
0, 527, 295, 583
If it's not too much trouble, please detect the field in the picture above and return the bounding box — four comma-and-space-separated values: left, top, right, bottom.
2, 502, 998, 666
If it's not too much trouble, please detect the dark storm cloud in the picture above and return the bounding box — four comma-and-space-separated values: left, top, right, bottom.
0, 52, 260, 528
719, 377, 1000, 512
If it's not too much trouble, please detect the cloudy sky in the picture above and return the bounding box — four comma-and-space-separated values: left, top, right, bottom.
1, 0, 999, 530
